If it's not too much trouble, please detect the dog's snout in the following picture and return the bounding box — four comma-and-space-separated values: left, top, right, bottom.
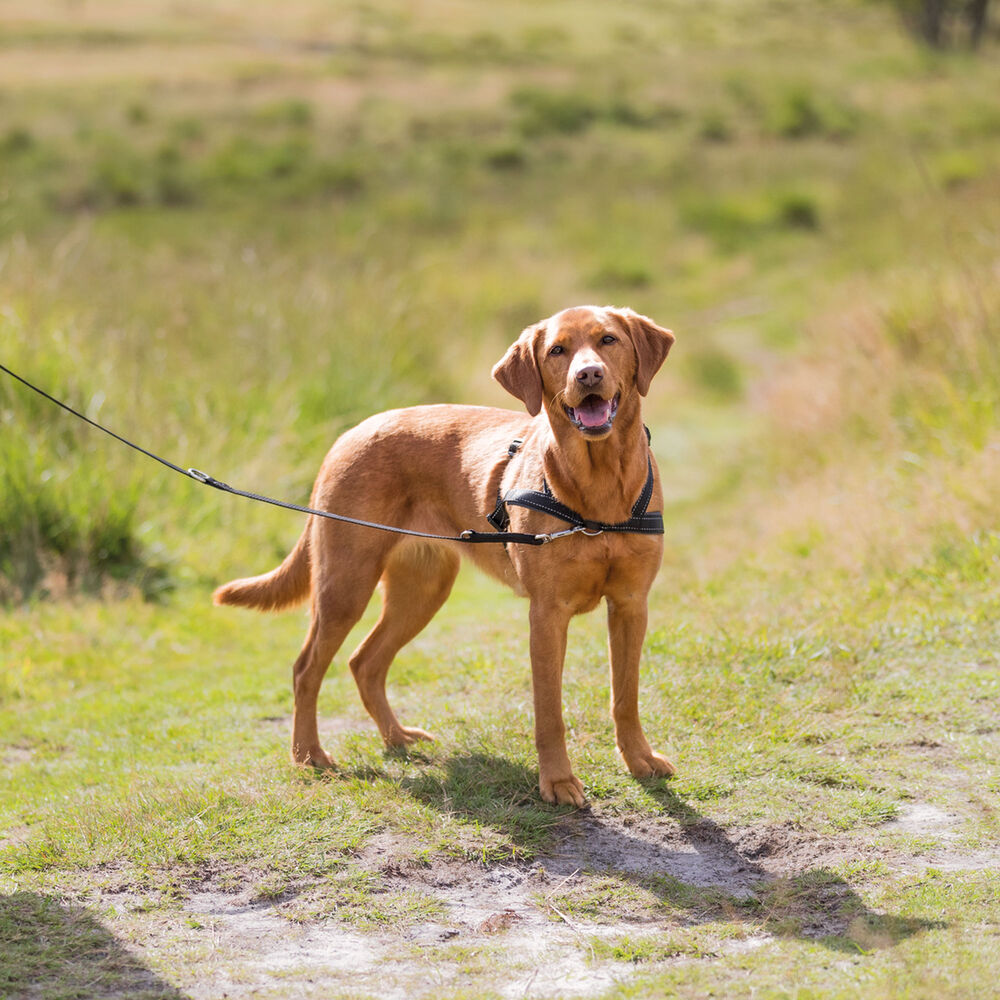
574, 364, 604, 387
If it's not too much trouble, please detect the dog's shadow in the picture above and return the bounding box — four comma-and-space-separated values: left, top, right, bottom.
0, 892, 191, 1000
378, 751, 940, 953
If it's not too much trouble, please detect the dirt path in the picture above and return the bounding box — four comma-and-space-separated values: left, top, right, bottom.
91, 801, 998, 999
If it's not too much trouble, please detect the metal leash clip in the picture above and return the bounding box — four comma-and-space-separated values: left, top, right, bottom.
536, 525, 588, 544
187, 468, 230, 490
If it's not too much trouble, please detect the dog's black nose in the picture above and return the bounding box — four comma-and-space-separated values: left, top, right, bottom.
575, 364, 604, 387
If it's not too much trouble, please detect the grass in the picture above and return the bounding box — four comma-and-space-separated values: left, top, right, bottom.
2, 0, 1000, 997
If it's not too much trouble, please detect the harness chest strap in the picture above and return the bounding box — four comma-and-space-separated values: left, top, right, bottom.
487, 432, 664, 537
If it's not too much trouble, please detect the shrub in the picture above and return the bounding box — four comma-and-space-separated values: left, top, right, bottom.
699, 110, 734, 143
125, 102, 150, 126
309, 157, 366, 196
934, 150, 983, 189
483, 142, 527, 170
772, 86, 826, 138
775, 191, 821, 230
678, 194, 773, 250
170, 116, 206, 143
679, 188, 822, 248
510, 86, 600, 137
207, 136, 312, 186
0, 328, 167, 602
687, 348, 744, 401
253, 99, 314, 128
589, 260, 653, 290
0, 445, 157, 602
89, 146, 146, 206
0, 126, 35, 155
606, 97, 662, 129
153, 143, 198, 206
766, 85, 860, 140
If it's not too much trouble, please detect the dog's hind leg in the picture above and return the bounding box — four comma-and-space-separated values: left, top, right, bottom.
348, 541, 460, 747
290, 532, 394, 768
290, 614, 347, 768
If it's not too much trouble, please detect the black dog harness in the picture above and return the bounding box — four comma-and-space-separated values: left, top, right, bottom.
486, 431, 664, 537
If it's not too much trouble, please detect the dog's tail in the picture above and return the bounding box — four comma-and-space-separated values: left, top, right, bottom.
212, 527, 311, 612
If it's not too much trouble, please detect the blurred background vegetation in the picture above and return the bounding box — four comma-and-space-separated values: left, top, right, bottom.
1, 0, 998, 602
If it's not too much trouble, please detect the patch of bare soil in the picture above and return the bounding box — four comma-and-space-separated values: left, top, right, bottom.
86, 800, 998, 999
883, 802, 1000, 873
546, 811, 872, 884
1, 746, 33, 766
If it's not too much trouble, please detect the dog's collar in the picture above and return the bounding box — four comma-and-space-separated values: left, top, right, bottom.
487, 428, 664, 537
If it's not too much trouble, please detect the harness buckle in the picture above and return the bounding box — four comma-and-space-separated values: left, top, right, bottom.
460, 530, 474, 540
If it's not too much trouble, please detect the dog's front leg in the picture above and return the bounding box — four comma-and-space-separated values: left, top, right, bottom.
528, 599, 586, 806
607, 598, 676, 779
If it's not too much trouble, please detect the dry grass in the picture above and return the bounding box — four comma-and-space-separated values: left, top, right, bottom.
2, 2, 1000, 997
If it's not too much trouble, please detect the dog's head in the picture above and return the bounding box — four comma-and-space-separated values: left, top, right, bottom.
492, 306, 674, 439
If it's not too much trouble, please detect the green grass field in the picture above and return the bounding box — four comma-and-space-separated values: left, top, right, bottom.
2, 2, 999, 997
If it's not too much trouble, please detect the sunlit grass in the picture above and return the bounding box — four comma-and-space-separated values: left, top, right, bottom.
2, 2, 1000, 997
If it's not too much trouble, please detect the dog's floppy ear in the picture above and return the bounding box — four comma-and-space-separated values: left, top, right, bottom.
492, 322, 545, 416
611, 308, 675, 396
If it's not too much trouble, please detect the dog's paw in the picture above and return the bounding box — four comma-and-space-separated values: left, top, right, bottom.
539, 772, 587, 807
384, 726, 435, 748
622, 749, 676, 779
292, 745, 336, 769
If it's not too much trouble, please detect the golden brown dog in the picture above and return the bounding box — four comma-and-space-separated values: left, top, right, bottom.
213, 305, 676, 805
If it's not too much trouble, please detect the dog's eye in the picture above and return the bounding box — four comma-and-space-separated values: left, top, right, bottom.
601, 335, 617, 345
549, 345, 564, 356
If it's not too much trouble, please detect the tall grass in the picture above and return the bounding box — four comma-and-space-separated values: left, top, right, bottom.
776, 263, 1000, 456
0, 317, 152, 600
1, 0, 998, 599
693, 241, 1000, 583
3, 9, 1000, 996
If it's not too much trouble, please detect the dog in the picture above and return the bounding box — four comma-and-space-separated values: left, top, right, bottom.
213, 305, 676, 806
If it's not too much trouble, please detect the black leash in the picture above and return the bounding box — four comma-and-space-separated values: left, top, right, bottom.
0, 361, 590, 547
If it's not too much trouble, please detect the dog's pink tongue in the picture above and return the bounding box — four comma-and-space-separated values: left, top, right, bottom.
576, 397, 612, 428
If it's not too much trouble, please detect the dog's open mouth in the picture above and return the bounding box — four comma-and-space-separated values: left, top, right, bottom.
564, 392, 619, 434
